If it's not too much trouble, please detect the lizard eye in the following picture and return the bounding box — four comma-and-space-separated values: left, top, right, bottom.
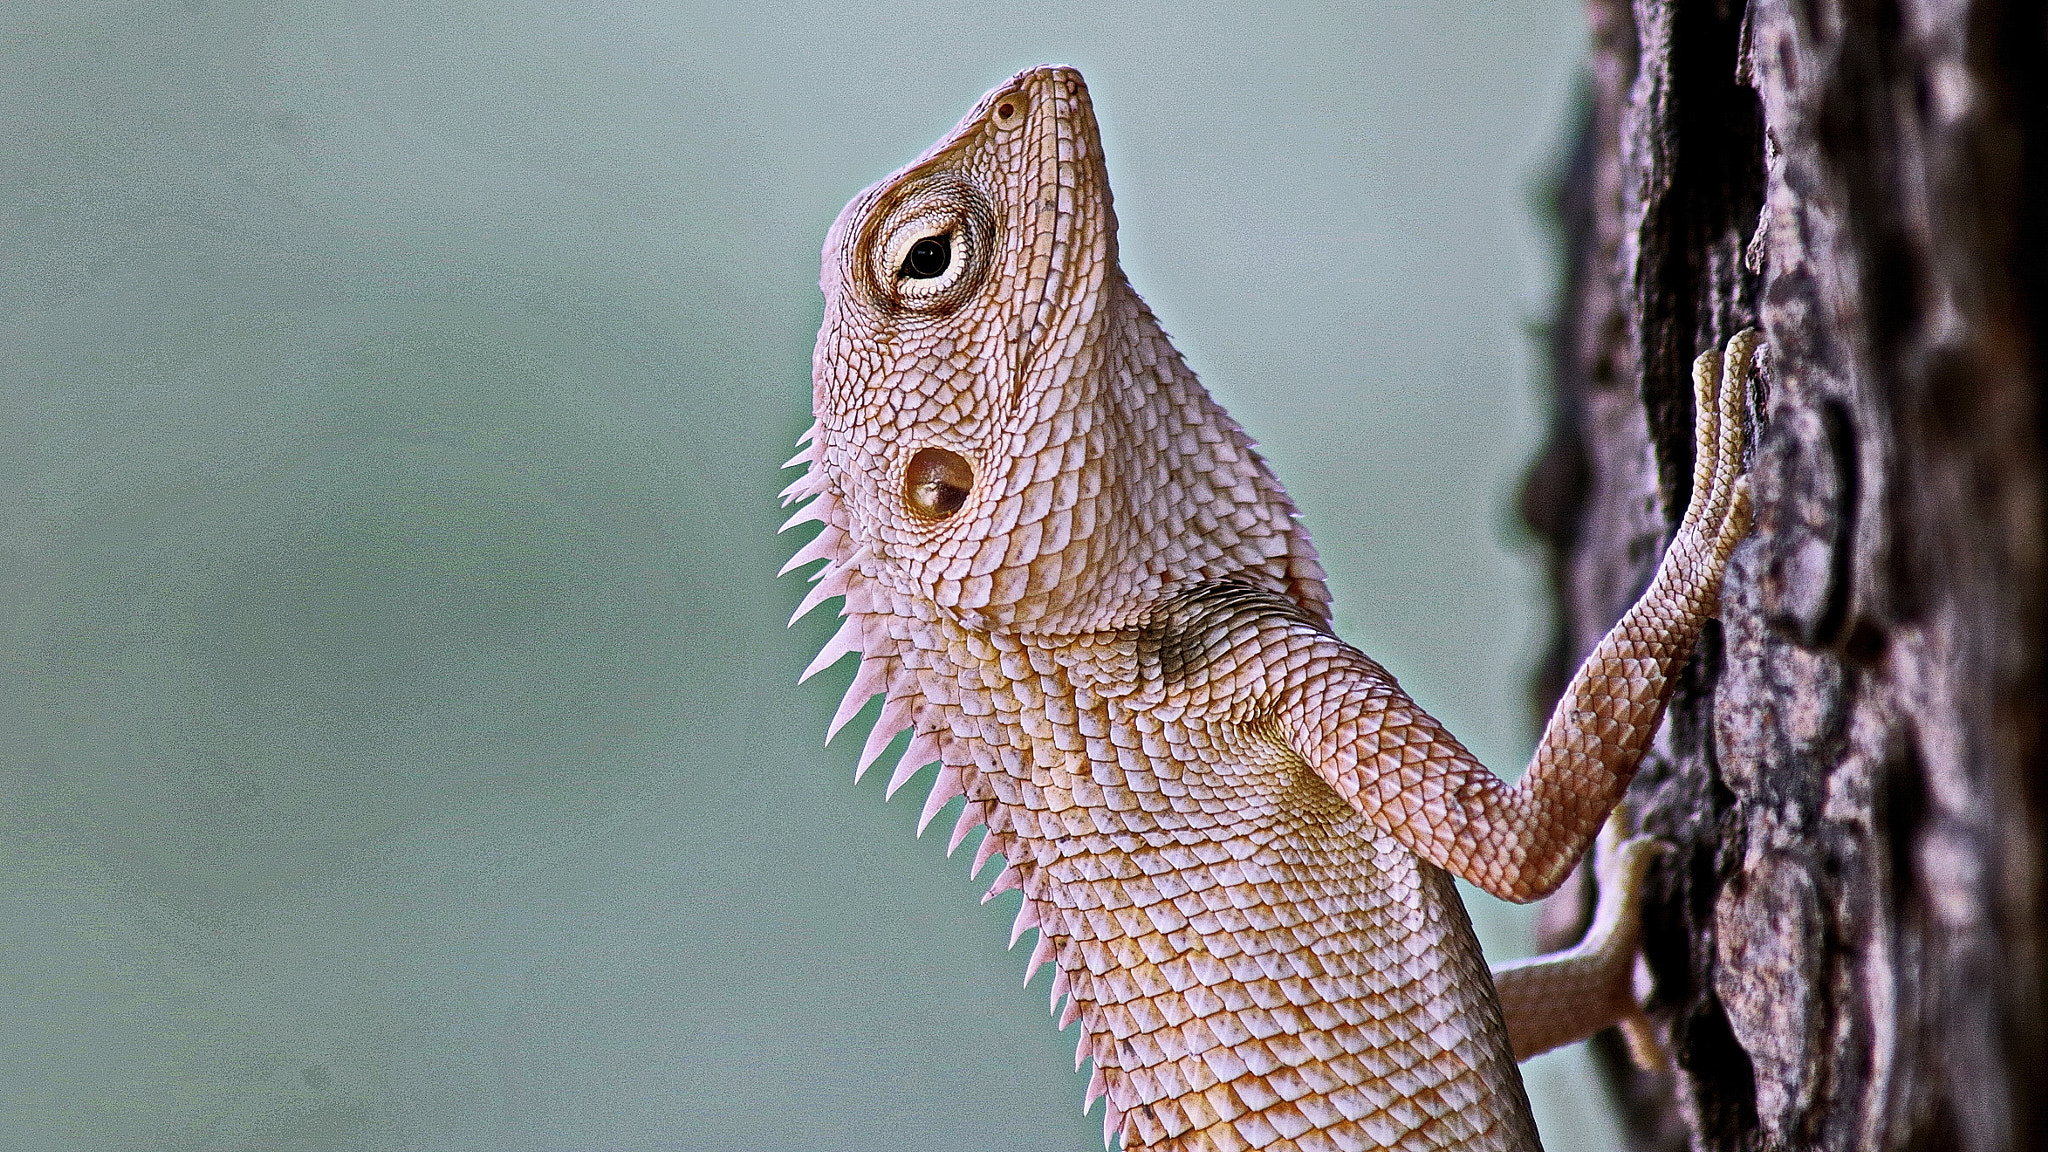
904, 447, 972, 520
864, 174, 993, 314
898, 234, 951, 279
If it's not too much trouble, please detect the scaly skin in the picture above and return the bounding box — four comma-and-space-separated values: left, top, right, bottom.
782, 66, 1754, 1152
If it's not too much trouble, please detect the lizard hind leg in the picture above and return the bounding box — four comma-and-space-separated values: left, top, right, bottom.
1489, 817, 1664, 1064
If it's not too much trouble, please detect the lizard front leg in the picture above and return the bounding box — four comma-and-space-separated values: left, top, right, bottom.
1264, 329, 1755, 905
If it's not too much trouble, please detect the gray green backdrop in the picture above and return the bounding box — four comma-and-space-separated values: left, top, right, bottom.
2, 2, 1619, 1149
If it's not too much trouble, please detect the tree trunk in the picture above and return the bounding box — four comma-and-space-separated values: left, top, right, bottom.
1522, 0, 2048, 1148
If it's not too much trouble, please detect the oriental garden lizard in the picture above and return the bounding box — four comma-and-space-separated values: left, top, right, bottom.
780, 65, 1755, 1152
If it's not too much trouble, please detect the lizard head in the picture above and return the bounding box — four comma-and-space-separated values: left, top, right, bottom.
808, 66, 1326, 635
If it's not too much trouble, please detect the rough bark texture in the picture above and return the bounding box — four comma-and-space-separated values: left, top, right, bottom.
1522, 0, 2048, 1148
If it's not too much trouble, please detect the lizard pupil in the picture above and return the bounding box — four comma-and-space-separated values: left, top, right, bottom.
904, 447, 972, 519
900, 235, 951, 279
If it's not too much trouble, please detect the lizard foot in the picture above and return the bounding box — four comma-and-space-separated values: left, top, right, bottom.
1677, 328, 1760, 580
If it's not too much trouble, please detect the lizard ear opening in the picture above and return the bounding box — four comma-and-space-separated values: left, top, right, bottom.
904, 448, 973, 520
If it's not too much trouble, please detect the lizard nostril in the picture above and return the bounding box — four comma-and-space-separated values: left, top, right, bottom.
904, 447, 973, 520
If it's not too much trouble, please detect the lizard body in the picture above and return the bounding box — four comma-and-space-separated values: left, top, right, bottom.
782, 66, 1753, 1151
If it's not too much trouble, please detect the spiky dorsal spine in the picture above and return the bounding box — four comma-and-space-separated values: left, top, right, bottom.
781, 431, 1101, 1108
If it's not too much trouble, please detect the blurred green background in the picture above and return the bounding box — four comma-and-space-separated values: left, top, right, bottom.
0, 2, 1614, 1149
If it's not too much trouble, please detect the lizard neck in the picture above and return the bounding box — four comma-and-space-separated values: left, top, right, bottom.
1079, 275, 1332, 632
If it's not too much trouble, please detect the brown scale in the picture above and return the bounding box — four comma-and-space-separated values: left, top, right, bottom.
784, 65, 1754, 1152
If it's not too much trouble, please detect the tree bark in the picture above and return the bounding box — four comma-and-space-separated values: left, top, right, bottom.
1522, 0, 2048, 1148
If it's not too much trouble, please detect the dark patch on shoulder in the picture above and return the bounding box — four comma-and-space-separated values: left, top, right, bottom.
1138, 580, 1329, 690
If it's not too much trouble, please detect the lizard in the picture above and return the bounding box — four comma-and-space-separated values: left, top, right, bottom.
780, 65, 1755, 1152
